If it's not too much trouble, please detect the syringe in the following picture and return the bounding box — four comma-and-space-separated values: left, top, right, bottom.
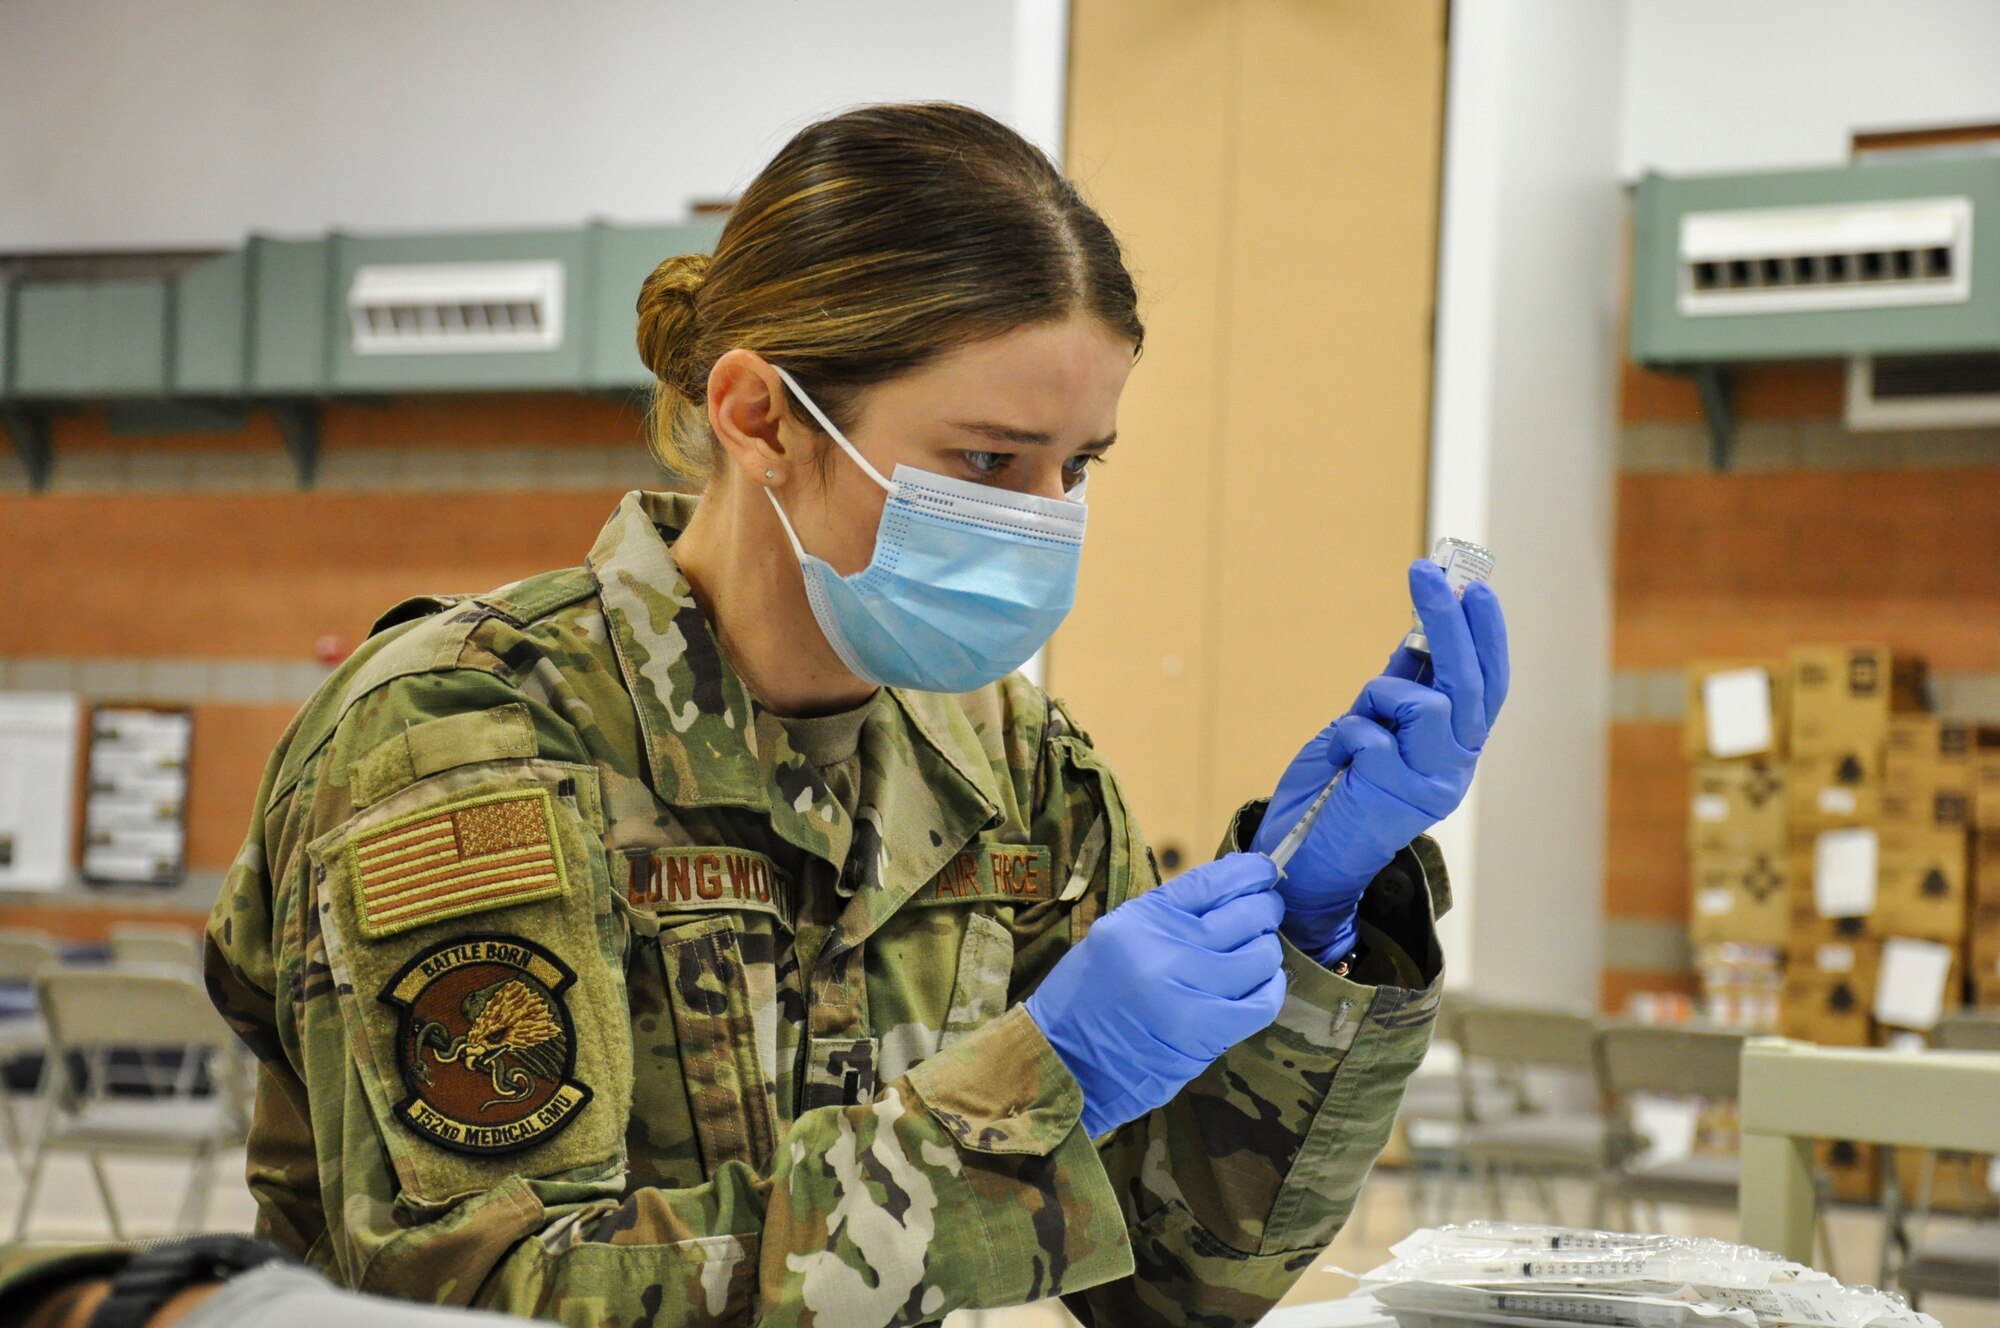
1264, 537, 1495, 872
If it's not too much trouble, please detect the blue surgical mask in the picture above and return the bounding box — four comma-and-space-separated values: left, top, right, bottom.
764, 364, 1088, 693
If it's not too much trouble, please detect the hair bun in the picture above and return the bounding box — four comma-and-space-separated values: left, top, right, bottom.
635, 251, 713, 396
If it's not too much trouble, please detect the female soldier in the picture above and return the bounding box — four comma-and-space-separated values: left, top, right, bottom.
204, 102, 1506, 1327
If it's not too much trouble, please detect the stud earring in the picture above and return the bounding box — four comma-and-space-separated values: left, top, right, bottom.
764, 468, 777, 480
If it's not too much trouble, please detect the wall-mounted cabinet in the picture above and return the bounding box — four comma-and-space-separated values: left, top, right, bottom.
172, 250, 248, 395
0, 276, 13, 401
11, 279, 172, 398
583, 220, 724, 388
247, 237, 333, 395
6, 219, 723, 405
1632, 155, 2000, 366
0, 217, 724, 488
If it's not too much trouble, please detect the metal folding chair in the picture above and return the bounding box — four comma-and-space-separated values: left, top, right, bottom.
14, 967, 245, 1239
1598, 1021, 1839, 1276
1597, 1022, 1744, 1210
0, 930, 58, 1167
1446, 1003, 1628, 1225
1880, 1010, 2000, 1306
104, 923, 202, 971
1392, 993, 1522, 1226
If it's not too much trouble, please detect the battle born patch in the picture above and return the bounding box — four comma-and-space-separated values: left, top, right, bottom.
379, 934, 592, 1156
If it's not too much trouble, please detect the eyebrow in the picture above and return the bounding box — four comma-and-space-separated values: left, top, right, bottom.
947, 420, 1118, 448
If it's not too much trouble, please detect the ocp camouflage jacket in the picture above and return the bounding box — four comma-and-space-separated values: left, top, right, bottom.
202, 489, 1449, 1327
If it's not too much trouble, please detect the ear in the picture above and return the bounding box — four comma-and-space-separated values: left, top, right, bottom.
708, 348, 814, 488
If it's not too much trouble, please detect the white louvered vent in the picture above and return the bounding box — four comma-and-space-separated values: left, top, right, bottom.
348, 261, 565, 354
1847, 352, 2000, 429
1678, 197, 1973, 316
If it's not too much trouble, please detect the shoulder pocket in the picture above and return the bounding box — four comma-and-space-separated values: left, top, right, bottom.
350, 702, 539, 809
306, 757, 630, 1209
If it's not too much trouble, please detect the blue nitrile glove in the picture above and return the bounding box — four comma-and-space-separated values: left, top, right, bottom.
1024, 852, 1288, 1138
1250, 560, 1509, 965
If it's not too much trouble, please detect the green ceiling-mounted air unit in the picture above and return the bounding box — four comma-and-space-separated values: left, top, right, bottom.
0, 216, 726, 490
325, 219, 724, 394
1631, 154, 2000, 366
10, 278, 174, 398
1632, 154, 2000, 465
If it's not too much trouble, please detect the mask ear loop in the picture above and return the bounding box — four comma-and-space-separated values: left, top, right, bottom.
763, 363, 896, 564
770, 364, 895, 492
763, 487, 813, 561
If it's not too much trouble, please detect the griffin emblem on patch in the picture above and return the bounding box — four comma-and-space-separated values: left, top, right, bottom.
379, 934, 591, 1155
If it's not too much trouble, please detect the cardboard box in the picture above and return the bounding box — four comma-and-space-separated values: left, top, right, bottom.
1877, 829, 1970, 943
1789, 935, 1881, 985
1892, 1147, 1997, 1216
1978, 755, 2000, 832
1787, 646, 1927, 760
1684, 660, 1787, 761
1782, 977, 1874, 1046
1782, 943, 1878, 1047
1790, 915, 1881, 958
1690, 850, 1789, 947
1974, 972, 2000, 1009
1885, 715, 1997, 770
1879, 783, 1972, 831
1816, 1139, 1882, 1205
1887, 717, 1991, 831
1974, 834, 2000, 910
1787, 754, 1881, 831
1970, 909, 2000, 1007
1687, 759, 1787, 855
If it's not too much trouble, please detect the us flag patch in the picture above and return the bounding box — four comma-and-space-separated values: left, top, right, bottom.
348, 788, 570, 939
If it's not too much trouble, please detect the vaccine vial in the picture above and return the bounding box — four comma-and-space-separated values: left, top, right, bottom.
1403, 536, 1495, 654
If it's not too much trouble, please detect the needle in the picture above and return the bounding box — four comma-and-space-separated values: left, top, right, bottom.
1264, 769, 1344, 873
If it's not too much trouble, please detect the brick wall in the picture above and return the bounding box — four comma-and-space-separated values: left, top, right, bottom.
0, 394, 670, 936
1604, 362, 2000, 1007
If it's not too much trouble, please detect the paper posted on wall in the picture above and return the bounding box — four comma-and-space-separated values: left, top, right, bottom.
0, 693, 82, 891
1346, 1222, 1938, 1328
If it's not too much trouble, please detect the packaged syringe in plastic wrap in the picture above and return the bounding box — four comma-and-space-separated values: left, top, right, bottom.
1347, 1222, 1939, 1328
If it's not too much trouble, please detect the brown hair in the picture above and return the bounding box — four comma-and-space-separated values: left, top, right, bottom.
635, 102, 1144, 480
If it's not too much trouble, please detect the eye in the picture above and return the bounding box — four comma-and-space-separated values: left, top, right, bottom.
1063, 453, 1107, 482
960, 450, 1010, 477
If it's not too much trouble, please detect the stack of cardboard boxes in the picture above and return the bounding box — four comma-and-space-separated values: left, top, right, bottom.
1974, 759, 2000, 1007
1684, 659, 1790, 1026
1780, 646, 1936, 1052
1682, 646, 1998, 1202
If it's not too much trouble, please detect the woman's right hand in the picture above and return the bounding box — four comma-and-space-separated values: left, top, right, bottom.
1022, 852, 1288, 1137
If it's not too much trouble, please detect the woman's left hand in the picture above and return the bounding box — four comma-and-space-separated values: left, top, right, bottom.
1248, 559, 1509, 964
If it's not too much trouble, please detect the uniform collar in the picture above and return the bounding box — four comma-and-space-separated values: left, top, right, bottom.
588, 491, 1004, 947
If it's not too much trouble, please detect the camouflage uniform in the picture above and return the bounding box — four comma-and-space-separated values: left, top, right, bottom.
202, 489, 1450, 1327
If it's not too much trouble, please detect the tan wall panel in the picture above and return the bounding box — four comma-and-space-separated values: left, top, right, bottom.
1055, 0, 1239, 864
1208, 0, 1446, 834
1057, 0, 1445, 860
